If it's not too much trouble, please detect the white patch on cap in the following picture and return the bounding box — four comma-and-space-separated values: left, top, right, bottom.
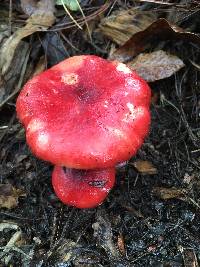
125, 78, 140, 90
107, 127, 125, 138
116, 63, 132, 74
61, 73, 79, 85
122, 103, 142, 122
89, 58, 96, 64
37, 132, 49, 148
104, 100, 109, 108
127, 103, 134, 114
27, 119, 45, 133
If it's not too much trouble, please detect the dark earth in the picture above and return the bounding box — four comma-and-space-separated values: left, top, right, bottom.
0, 0, 200, 266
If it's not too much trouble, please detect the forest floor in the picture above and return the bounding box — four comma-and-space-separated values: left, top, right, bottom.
0, 0, 200, 266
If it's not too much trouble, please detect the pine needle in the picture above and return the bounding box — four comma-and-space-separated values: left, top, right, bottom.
61, 0, 82, 30
74, 0, 92, 41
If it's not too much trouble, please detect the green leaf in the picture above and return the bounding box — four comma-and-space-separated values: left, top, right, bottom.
55, 0, 80, 11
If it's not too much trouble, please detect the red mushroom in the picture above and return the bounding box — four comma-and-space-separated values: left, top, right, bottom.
16, 55, 151, 208
16, 55, 151, 169
52, 166, 115, 208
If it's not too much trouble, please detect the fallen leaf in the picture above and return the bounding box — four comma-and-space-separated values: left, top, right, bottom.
0, 0, 55, 76
0, 184, 26, 209
0, 0, 56, 108
0, 41, 29, 104
41, 32, 67, 66
109, 18, 200, 62
131, 160, 157, 175
128, 50, 185, 82
152, 187, 185, 200
99, 8, 157, 45
21, 0, 38, 16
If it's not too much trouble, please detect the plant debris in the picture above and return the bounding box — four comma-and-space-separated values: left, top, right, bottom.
56, 0, 80, 11
131, 160, 158, 175
152, 187, 186, 200
0, 0, 55, 76
1, 1, 200, 266
99, 8, 157, 45
110, 18, 200, 62
128, 50, 185, 82
0, 184, 26, 209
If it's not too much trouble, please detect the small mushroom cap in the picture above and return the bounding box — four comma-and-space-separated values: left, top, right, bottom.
52, 166, 115, 209
16, 55, 151, 169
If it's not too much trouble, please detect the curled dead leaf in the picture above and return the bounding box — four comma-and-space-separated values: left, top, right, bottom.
109, 18, 200, 62
128, 50, 185, 82
0, 184, 26, 209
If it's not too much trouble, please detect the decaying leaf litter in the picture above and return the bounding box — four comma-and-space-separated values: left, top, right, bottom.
0, 0, 200, 266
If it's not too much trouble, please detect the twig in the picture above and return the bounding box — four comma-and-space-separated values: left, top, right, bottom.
75, 0, 92, 41
9, 0, 12, 35
51, 1, 111, 31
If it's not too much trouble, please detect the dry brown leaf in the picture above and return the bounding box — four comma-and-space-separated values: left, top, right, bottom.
128, 50, 185, 82
0, 0, 55, 76
132, 160, 157, 175
99, 8, 157, 45
109, 18, 200, 62
117, 233, 126, 255
152, 187, 185, 200
0, 184, 26, 209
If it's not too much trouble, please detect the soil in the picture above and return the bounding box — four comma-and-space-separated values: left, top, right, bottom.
0, 1, 200, 266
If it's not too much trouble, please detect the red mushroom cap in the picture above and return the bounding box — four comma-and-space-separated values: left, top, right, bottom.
16, 55, 151, 169
52, 166, 115, 208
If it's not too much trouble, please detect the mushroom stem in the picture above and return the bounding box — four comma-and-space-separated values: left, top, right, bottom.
52, 166, 115, 209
